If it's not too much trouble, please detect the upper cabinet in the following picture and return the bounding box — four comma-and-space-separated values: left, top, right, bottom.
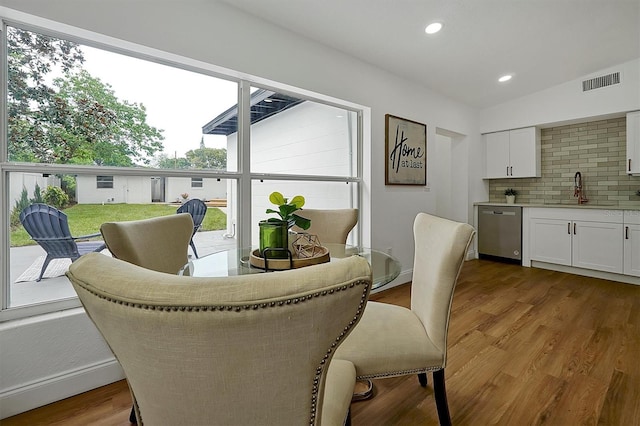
626, 111, 640, 175
484, 127, 541, 179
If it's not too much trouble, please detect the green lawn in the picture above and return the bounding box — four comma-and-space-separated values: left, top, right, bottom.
11, 203, 227, 247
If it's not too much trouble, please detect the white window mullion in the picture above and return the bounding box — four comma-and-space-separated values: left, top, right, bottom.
237, 80, 252, 249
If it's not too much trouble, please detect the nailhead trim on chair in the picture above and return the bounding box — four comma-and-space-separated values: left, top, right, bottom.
76, 278, 370, 426
355, 366, 441, 381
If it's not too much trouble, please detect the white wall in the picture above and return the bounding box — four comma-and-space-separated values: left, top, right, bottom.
8, 173, 59, 208
76, 175, 151, 204
165, 177, 227, 203
480, 59, 640, 133
0, 1, 479, 417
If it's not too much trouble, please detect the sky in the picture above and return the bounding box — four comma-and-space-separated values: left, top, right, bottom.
81, 45, 238, 158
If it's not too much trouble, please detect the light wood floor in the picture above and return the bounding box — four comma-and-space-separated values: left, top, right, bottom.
3, 259, 639, 425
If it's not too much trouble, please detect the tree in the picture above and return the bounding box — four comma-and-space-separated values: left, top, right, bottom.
154, 153, 191, 169
7, 26, 164, 165
185, 146, 227, 169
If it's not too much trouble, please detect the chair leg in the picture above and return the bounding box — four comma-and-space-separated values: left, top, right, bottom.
37, 256, 54, 282
190, 240, 199, 259
433, 369, 451, 426
418, 372, 428, 387
129, 405, 137, 424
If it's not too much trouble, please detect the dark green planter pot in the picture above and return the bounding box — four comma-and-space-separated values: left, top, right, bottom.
259, 220, 289, 259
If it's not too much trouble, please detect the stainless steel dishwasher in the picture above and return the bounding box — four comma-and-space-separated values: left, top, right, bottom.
478, 205, 522, 263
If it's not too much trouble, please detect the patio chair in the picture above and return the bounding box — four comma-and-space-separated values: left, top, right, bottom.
19, 203, 106, 282
176, 198, 207, 258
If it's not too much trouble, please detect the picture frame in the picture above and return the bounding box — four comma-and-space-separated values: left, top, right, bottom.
385, 114, 427, 185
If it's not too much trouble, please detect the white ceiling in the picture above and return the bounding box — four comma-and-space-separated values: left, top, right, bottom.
220, 0, 640, 108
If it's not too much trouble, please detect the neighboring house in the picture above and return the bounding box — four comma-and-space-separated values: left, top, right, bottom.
75, 175, 227, 204
203, 89, 358, 241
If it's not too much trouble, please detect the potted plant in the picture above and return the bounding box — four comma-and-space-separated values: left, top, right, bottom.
259, 192, 311, 258
504, 188, 518, 204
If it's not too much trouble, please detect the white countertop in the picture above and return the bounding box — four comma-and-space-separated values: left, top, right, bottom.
475, 202, 640, 211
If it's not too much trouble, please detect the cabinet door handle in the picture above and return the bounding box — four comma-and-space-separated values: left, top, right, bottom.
506, 166, 509, 176
567, 222, 571, 234
573, 223, 576, 235
630, 159, 632, 172
510, 166, 513, 176
626, 226, 630, 240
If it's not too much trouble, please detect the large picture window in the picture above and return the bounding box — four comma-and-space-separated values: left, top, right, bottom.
0, 21, 364, 320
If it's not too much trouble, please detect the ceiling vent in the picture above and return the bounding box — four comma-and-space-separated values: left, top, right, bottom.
582, 72, 620, 92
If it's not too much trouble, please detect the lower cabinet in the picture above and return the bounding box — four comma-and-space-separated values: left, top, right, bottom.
624, 210, 640, 277
529, 208, 624, 274
530, 217, 623, 273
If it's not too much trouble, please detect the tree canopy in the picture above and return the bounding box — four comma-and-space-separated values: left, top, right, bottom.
7, 26, 164, 166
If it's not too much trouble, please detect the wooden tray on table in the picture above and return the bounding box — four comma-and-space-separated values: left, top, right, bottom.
249, 246, 330, 270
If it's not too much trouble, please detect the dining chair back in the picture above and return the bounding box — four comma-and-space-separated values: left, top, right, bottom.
334, 212, 475, 425
176, 198, 207, 258
292, 208, 358, 244
67, 252, 372, 426
100, 214, 193, 274
19, 203, 106, 281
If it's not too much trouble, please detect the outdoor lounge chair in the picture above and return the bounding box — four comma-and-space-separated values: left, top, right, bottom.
176, 198, 207, 258
19, 203, 106, 282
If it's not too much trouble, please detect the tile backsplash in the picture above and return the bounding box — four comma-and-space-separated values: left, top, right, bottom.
488, 117, 640, 207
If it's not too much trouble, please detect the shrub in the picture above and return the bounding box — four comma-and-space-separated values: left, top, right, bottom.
43, 185, 69, 209
9, 188, 31, 229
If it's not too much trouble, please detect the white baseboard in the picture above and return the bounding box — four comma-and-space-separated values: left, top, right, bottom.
0, 359, 125, 419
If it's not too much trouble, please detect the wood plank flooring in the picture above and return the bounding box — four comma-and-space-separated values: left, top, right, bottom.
3, 259, 639, 425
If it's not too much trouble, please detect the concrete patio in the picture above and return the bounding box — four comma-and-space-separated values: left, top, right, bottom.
8, 230, 238, 308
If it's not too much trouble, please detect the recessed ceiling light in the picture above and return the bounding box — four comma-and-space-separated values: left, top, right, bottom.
498, 75, 513, 83
425, 22, 443, 34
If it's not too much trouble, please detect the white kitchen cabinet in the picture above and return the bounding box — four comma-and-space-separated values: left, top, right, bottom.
529, 209, 624, 274
484, 127, 541, 178
624, 211, 640, 277
572, 221, 623, 273
627, 111, 640, 175
529, 218, 572, 266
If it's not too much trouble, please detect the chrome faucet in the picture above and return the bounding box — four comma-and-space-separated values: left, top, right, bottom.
574, 171, 588, 204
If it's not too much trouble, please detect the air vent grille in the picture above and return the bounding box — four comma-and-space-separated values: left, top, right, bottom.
582, 72, 620, 92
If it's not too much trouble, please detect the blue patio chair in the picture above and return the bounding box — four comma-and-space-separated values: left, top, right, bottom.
19, 203, 107, 282
176, 198, 207, 258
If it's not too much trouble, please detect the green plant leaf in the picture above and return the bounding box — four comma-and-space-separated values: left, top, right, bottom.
290, 195, 305, 209
269, 192, 286, 206
292, 213, 311, 230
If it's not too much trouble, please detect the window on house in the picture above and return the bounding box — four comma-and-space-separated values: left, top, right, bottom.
96, 176, 114, 189
0, 20, 365, 320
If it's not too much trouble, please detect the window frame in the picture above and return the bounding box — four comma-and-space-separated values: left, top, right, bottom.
0, 16, 367, 321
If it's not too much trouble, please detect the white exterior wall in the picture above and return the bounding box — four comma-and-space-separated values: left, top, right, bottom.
76, 175, 151, 204
8, 173, 59, 208
165, 177, 227, 203
225, 101, 357, 243
76, 176, 227, 204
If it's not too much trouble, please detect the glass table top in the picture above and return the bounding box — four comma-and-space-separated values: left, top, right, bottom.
179, 243, 401, 290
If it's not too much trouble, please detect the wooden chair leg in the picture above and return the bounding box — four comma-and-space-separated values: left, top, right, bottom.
418, 372, 428, 387
433, 369, 451, 426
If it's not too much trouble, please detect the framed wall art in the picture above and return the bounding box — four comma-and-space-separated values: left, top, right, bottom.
385, 114, 427, 185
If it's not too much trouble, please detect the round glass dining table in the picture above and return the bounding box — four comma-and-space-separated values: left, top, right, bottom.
179, 243, 401, 290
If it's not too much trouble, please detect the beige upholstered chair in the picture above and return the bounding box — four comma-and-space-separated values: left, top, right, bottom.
68, 253, 372, 426
334, 213, 475, 425
293, 208, 358, 244
100, 214, 193, 274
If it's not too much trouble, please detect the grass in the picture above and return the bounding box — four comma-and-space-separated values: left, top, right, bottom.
11, 203, 227, 247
